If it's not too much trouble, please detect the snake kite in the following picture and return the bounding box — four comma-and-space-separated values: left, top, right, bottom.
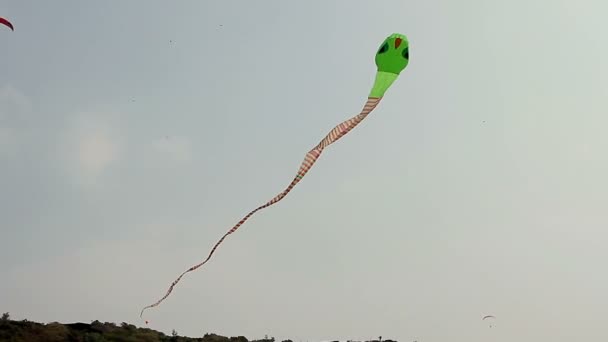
141, 33, 410, 318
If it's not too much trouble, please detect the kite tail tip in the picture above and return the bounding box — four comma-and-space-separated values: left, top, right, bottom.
140, 305, 150, 319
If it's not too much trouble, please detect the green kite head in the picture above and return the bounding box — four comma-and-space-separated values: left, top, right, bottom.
375, 33, 409, 75
369, 33, 409, 98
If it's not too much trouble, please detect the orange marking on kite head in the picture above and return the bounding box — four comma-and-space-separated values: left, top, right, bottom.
395, 37, 403, 48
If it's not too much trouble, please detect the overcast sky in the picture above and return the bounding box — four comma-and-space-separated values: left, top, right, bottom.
1, 1, 607, 341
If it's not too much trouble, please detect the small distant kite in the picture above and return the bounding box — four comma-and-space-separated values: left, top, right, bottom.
0, 17, 13, 31
140, 33, 410, 318
483, 315, 496, 327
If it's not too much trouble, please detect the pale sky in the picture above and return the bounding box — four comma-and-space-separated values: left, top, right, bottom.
1, 1, 607, 341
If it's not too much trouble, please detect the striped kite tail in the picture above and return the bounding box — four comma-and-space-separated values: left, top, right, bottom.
140, 97, 382, 318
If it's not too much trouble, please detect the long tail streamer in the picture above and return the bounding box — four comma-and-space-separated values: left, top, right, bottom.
140, 97, 381, 318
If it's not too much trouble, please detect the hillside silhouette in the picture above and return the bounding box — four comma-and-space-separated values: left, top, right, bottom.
0, 312, 396, 342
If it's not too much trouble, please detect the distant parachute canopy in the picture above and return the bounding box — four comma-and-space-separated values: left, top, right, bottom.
0, 17, 13, 31
482, 315, 496, 327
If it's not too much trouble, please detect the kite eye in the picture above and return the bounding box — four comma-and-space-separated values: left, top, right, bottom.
378, 42, 389, 54
402, 47, 409, 60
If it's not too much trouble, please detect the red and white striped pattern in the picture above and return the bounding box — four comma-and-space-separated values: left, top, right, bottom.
140, 97, 382, 317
